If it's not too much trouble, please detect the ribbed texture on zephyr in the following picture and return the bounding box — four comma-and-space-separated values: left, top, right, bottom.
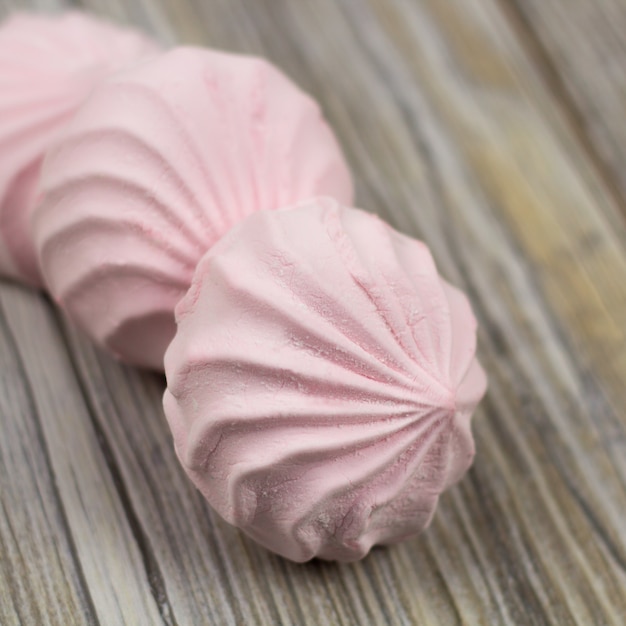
33, 47, 353, 368
0, 12, 160, 286
164, 198, 487, 562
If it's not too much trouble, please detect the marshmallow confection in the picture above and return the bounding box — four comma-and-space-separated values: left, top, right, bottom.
33, 47, 353, 368
164, 198, 487, 562
0, 11, 160, 286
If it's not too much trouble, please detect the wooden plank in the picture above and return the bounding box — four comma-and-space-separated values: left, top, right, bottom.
500, 0, 626, 222
0, 286, 164, 626
0, 287, 92, 626
1, 0, 626, 624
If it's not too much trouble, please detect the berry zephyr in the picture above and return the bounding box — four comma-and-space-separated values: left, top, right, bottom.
0, 12, 159, 286
1, 16, 487, 561
34, 47, 352, 368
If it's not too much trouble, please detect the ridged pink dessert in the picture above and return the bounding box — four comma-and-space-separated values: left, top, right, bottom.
0, 11, 160, 286
34, 47, 353, 368
164, 198, 487, 562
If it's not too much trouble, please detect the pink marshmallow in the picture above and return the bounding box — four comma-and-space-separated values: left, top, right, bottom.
0, 11, 160, 286
34, 47, 353, 368
164, 198, 487, 562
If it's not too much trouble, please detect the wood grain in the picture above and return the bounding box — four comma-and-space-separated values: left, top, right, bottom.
501, 0, 626, 223
1, 0, 625, 624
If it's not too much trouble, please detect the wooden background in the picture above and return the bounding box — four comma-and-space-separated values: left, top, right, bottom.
1, 0, 625, 624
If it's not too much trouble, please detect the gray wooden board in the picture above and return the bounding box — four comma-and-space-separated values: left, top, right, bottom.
1, 0, 625, 624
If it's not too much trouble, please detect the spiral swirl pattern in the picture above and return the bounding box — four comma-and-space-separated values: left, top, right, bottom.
0, 12, 159, 285
164, 198, 487, 561
34, 47, 353, 367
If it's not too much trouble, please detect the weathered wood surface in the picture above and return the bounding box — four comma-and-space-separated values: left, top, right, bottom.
501, 0, 626, 225
1, 0, 625, 624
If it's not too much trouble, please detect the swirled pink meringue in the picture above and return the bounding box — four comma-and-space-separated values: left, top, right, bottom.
0, 11, 160, 286
164, 198, 487, 562
33, 47, 353, 368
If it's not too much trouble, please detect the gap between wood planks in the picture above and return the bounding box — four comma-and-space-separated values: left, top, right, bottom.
54, 309, 177, 626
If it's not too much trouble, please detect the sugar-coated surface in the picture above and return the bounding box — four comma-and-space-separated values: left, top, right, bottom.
0, 11, 160, 286
34, 47, 353, 368
164, 199, 487, 562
